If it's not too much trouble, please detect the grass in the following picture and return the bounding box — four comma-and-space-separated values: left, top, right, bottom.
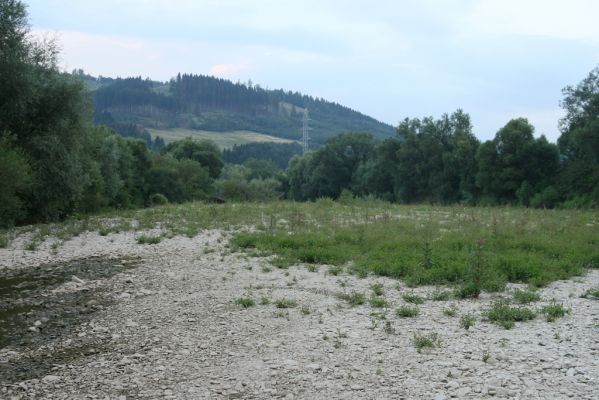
512, 289, 541, 304
231, 201, 599, 292
460, 313, 476, 330
274, 299, 297, 309
370, 283, 385, 296
402, 293, 425, 304
485, 299, 536, 329
542, 302, 569, 322
369, 296, 388, 308
581, 288, 599, 299
337, 291, 366, 306
235, 297, 255, 308
136, 235, 162, 245
340, 291, 366, 306
396, 305, 419, 318
429, 290, 453, 301
443, 305, 458, 317
413, 332, 441, 353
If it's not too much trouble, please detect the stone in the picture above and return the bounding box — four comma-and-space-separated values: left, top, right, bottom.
71, 275, 85, 284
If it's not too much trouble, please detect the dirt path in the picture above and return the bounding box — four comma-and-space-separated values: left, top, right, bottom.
1, 229, 599, 399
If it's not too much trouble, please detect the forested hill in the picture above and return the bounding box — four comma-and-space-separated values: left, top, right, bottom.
83, 72, 395, 144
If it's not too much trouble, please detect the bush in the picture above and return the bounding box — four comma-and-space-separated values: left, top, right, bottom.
148, 193, 169, 206
530, 186, 561, 209
485, 300, 536, 329
396, 305, 419, 317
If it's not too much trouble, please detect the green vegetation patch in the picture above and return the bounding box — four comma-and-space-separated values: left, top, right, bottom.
232, 203, 598, 291
485, 299, 536, 329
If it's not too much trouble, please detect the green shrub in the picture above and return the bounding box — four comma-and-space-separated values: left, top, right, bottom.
148, 193, 169, 206
542, 302, 569, 322
337, 291, 366, 306
413, 332, 441, 353
485, 300, 536, 329
235, 297, 255, 308
396, 305, 419, 318
402, 293, 425, 304
460, 313, 476, 330
274, 299, 297, 308
137, 235, 162, 244
369, 296, 388, 308
512, 289, 541, 304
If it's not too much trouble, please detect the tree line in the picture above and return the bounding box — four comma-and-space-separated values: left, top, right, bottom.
287, 91, 598, 208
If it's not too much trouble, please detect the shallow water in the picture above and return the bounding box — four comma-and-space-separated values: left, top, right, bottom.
0, 256, 139, 383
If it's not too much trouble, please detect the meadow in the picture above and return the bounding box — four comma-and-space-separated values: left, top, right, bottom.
3, 199, 598, 296
147, 127, 297, 148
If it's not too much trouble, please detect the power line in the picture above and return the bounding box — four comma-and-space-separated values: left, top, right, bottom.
302, 108, 311, 154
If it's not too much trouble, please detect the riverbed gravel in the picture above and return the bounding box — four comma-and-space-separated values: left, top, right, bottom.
1, 228, 598, 399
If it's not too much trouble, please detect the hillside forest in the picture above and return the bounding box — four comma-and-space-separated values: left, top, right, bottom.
1, 0, 599, 228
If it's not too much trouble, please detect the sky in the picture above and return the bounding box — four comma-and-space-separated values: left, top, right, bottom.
27, 0, 599, 141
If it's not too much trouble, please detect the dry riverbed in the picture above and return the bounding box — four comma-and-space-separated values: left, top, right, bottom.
1, 228, 598, 399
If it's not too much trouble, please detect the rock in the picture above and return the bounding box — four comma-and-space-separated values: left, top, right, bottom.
566, 368, 575, 377
42, 375, 60, 383
227, 392, 244, 399
71, 275, 85, 284
28, 326, 38, 333
306, 363, 321, 371
454, 387, 471, 397
33, 320, 43, 327
350, 385, 365, 391
434, 393, 447, 400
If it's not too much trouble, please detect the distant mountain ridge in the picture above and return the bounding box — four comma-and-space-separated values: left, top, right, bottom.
75, 71, 395, 145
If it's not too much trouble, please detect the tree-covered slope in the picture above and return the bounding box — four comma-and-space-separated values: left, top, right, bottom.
86, 74, 395, 144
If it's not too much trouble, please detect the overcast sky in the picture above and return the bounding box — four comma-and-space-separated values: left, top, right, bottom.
27, 0, 599, 141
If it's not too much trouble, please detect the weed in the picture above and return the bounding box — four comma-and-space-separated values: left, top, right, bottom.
485, 299, 536, 329
136, 235, 162, 245
482, 350, 490, 363
0, 232, 10, 248
542, 302, 569, 322
306, 264, 318, 273
301, 306, 311, 315
460, 313, 476, 330
383, 320, 395, 334
24, 240, 38, 251
274, 299, 297, 309
336, 291, 366, 306
402, 293, 425, 304
235, 297, 255, 308
328, 265, 343, 276
396, 305, 419, 318
274, 310, 289, 319
259, 297, 270, 305
512, 289, 541, 304
443, 305, 458, 317
581, 288, 599, 299
413, 332, 441, 353
430, 290, 452, 301
369, 296, 388, 308
261, 265, 272, 273
371, 283, 384, 296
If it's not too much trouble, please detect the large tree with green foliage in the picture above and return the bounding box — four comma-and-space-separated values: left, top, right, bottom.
1, 0, 92, 222
395, 110, 479, 204
556, 65, 599, 206
476, 118, 558, 205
